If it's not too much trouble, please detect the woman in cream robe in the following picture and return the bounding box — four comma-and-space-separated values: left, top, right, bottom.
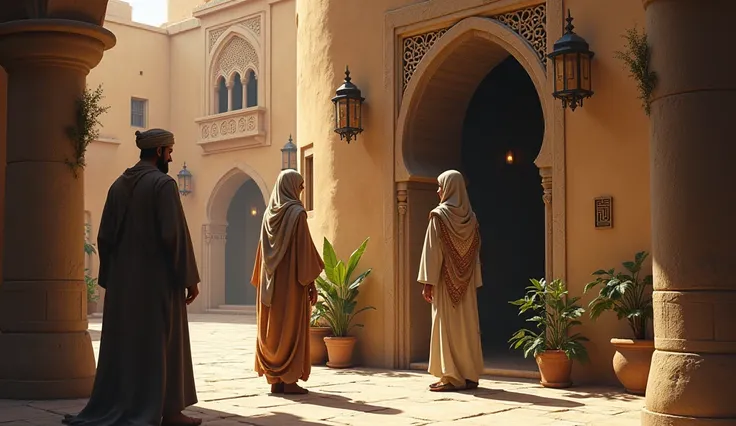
251, 169, 324, 395
418, 170, 484, 392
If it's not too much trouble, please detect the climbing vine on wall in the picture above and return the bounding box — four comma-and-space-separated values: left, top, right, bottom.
66, 85, 110, 177
614, 26, 657, 116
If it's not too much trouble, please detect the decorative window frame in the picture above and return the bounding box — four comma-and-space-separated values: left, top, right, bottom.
195, 11, 272, 154
206, 16, 265, 115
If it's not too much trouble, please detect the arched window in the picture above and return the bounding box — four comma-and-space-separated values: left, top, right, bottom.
246, 69, 258, 108
217, 77, 228, 114
232, 72, 244, 110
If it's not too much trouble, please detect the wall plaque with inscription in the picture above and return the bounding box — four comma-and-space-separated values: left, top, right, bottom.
594, 196, 613, 229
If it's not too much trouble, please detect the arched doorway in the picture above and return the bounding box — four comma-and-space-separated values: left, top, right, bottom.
463, 55, 544, 369
203, 165, 269, 312
393, 17, 560, 373
224, 179, 265, 306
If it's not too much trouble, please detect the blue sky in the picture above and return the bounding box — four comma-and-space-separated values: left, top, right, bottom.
128, 0, 167, 26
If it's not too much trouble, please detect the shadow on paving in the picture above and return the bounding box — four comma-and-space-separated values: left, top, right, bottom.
560, 389, 641, 403
471, 387, 585, 408
289, 390, 401, 414
330, 369, 417, 379
191, 407, 331, 425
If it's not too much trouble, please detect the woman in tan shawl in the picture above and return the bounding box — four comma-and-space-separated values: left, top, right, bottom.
251, 169, 324, 394
418, 170, 484, 392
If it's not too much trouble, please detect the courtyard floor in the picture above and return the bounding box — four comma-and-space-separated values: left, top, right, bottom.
1, 314, 644, 425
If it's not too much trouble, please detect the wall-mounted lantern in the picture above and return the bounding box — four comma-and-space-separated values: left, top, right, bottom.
548, 10, 595, 111
331, 66, 364, 143
177, 163, 193, 196
281, 134, 297, 170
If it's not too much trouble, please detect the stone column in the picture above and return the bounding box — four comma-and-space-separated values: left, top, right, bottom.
642, 0, 736, 424
0, 19, 115, 399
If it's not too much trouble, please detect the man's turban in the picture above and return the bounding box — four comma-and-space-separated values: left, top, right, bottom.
135, 128, 175, 150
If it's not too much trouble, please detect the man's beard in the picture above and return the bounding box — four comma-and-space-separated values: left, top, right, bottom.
156, 155, 169, 174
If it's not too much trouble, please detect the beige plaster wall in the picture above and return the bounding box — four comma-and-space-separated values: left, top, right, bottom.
84, 18, 171, 288
85, 0, 296, 314
298, 0, 652, 383
564, 0, 651, 384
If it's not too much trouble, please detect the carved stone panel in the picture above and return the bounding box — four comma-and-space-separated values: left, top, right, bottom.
594, 196, 613, 229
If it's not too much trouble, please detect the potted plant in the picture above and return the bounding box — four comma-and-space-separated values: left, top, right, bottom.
84, 227, 99, 315
509, 278, 589, 388
314, 237, 375, 368
85, 270, 99, 315
309, 303, 332, 365
584, 251, 654, 395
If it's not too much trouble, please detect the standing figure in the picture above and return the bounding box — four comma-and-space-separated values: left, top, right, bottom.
418, 169, 484, 392
64, 129, 202, 426
252, 169, 324, 394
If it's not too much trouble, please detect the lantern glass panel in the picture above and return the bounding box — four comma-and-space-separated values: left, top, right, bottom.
348, 98, 361, 129
289, 151, 297, 169
581, 54, 592, 91
554, 55, 565, 92
564, 53, 579, 91
337, 99, 348, 129
282, 151, 288, 170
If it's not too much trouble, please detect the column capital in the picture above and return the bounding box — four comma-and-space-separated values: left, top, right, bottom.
0, 19, 115, 73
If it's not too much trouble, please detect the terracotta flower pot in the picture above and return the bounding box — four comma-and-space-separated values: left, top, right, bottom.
610, 338, 654, 395
309, 327, 332, 365
535, 350, 573, 388
324, 336, 357, 368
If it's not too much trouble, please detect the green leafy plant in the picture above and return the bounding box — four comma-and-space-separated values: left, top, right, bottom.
614, 26, 657, 116
66, 84, 110, 177
85, 270, 99, 303
310, 302, 327, 327
314, 237, 375, 337
508, 278, 589, 362
584, 251, 653, 340
84, 223, 99, 303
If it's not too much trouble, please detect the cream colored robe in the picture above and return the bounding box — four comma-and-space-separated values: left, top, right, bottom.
418, 216, 484, 387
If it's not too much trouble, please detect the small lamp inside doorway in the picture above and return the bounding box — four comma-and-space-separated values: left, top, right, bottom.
331, 66, 365, 143
177, 163, 192, 196
506, 150, 515, 165
548, 10, 595, 111
281, 135, 297, 170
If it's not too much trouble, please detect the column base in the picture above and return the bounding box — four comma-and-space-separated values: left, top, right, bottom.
642, 409, 736, 426
0, 331, 95, 399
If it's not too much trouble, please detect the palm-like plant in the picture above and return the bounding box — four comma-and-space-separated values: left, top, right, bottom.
584, 251, 653, 340
508, 278, 589, 362
314, 237, 375, 337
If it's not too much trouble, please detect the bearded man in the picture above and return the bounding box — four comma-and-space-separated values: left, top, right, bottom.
64, 129, 202, 426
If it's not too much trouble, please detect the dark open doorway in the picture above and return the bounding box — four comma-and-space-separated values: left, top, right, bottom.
224, 179, 264, 306
462, 55, 545, 370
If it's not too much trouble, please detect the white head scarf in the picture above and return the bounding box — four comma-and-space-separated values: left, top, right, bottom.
258, 169, 305, 306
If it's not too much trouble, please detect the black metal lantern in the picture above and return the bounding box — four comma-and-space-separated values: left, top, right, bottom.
177, 163, 192, 196
548, 10, 594, 111
331, 66, 364, 143
281, 135, 297, 170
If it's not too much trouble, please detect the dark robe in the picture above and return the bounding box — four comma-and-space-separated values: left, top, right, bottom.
252, 211, 324, 384
65, 162, 200, 426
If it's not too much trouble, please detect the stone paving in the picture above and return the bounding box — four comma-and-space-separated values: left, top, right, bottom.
0, 314, 644, 425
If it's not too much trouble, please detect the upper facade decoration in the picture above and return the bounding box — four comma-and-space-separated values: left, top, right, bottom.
402, 4, 547, 93
196, 13, 267, 155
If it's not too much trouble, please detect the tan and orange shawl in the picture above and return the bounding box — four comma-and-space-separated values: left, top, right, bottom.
429, 170, 481, 307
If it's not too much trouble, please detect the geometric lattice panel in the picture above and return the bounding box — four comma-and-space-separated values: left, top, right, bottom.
401, 4, 547, 93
